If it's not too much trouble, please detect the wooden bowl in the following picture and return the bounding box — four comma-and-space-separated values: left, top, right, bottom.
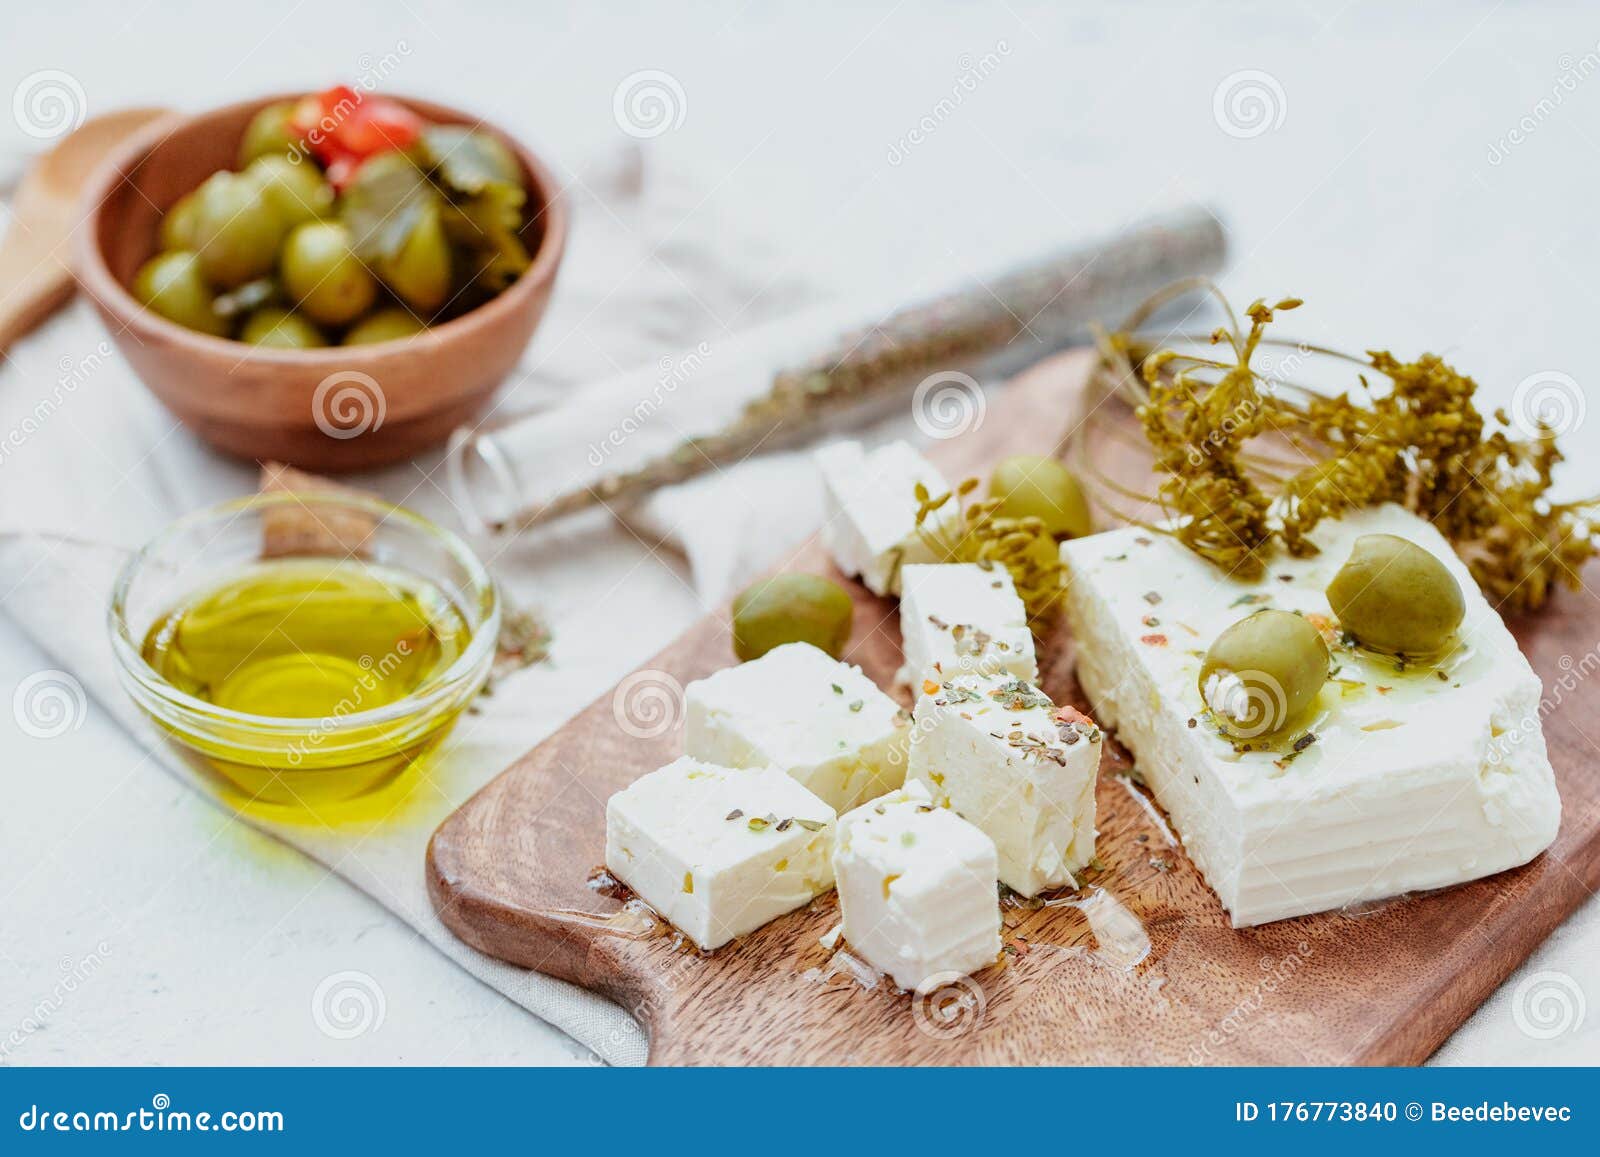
75, 94, 568, 471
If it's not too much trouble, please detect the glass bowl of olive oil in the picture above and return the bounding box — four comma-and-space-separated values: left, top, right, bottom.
108, 491, 499, 812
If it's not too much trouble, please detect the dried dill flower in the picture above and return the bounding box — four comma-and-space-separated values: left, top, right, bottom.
1082, 281, 1597, 614
1134, 296, 1302, 578
912, 479, 1065, 630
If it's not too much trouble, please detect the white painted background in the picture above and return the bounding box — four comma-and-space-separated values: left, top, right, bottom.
1, 0, 1596, 1064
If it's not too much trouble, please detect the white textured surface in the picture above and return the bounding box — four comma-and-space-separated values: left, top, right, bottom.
898, 563, 1037, 687
2, 0, 1597, 1064
605, 757, 835, 950
909, 670, 1098, 897
685, 642, 909, 812
832, 782, 1002, 991
816, 440, 949, 596
1062, 507, 1563, 926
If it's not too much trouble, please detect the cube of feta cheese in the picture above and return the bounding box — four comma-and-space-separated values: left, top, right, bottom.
685, 641, 911, 812
605, 757, 836, 951
1061, 504, 1562, 927
898, 562, 1038, 686
815, 439, 950, 595
832, 781, 1002, 991
909, 670, 1099, 896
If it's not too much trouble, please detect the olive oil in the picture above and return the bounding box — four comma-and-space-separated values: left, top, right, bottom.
1205, 631, 1484, 769
141, 558, 475, 809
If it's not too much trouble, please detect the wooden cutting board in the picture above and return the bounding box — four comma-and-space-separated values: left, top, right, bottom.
427, 350, 1600, 1065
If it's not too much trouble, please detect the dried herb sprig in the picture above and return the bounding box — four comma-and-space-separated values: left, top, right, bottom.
469, 209, 1225, 535
1080, 281, 1597, 614
911, 479, 1065, 629
1134, 294, 1300, 576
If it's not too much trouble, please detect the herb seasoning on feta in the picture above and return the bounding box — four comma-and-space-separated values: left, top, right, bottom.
605, 757, 836, 951
1061, 505, 1561, 927
897, 562, 1038, 686
910, 670, 1100, 897
832, 782, 1002, 991
685, 642, 911, 812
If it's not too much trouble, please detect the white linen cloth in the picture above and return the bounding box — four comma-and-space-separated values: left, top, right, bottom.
0, 147, 825, 1067
1, 146, 1594, 1067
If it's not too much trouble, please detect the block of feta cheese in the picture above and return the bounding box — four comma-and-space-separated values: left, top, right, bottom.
605, 756, 836, 951
815, 439, 950, 595
898, 562, 1038, 686
1060, 503, 1562, 927
832, 781, 1002, 991
909, 670, 1099, 896
685, 641, 911, 813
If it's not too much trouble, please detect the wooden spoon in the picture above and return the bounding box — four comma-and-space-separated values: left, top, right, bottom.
0, 106, 173, 356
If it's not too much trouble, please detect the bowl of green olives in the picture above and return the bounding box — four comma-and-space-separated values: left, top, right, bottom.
76, 90, 567, 471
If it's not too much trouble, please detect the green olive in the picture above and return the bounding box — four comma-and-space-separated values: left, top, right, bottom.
731, 574, 853, 662
191, 172, 286, 288
279, 221, 377, 327
1198, 609, 1328, 737
159, 190, 203, 252
239, 306, 327, 349
132, 251, 229, 337
238, 101, 301, 167
245, 155, 334, 228
377, 202, 452, 313
1326, 534, 1464, 656
990, 455, 1092, 539
343, 308, 427, 345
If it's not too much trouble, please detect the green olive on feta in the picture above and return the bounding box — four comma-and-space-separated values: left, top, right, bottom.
1326, 534, 1464, 656
731, 574, 853, 661
1198, 609, 1328, 737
